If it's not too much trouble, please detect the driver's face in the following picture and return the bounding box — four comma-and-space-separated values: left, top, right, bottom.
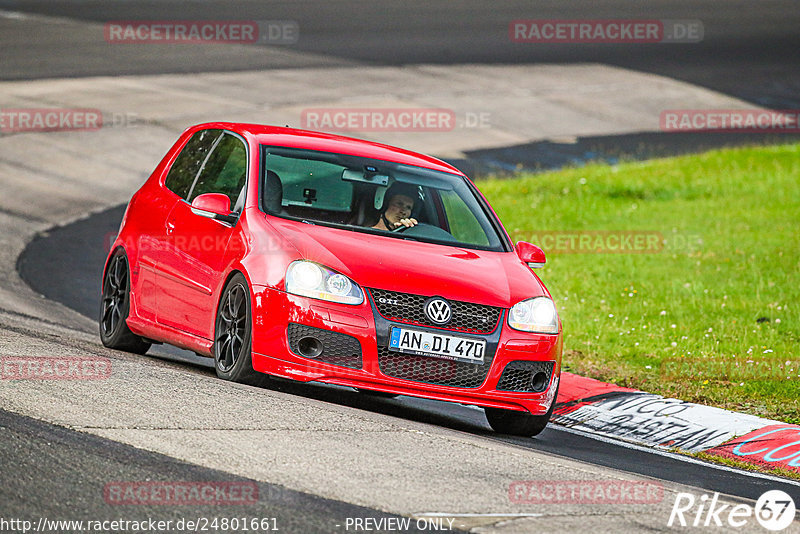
384, 194, 414, 223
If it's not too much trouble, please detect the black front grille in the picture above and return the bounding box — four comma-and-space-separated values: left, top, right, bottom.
496, 360, 555, 392
377, 346, 493, 388
369, 289, 502, 334
287, 323, 362, 369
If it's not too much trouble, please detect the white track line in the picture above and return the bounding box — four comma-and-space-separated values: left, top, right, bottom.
414, 513, 545, 518
551, 425, 800, 488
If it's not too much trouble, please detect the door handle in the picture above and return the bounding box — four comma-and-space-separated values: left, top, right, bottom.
166, 221, 175, 235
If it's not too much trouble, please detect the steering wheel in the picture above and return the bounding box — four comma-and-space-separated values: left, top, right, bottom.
391, 223, 413, 233
390, 222, 457, 241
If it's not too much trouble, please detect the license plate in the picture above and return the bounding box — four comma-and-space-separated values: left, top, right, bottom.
389, 327, 485, 364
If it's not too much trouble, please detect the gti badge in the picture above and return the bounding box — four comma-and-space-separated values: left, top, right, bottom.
424, 297, 452, 324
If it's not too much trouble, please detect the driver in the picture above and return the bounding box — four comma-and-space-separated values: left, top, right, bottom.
372, 183, 419, 231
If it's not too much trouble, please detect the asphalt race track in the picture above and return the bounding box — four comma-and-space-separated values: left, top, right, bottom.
0, 409, 436, 533
16, 205, 800, 507
3, 0, 800, 108
4, 0, 800, 173
3, 1, 800, 532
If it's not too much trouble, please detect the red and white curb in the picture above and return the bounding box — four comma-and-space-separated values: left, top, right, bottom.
554, 372, 800, 473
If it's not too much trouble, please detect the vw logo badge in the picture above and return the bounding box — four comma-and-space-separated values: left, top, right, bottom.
424, 297, 452, 325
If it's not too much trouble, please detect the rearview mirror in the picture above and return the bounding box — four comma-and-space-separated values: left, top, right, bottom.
190, 193, 238, 225
342, 168, 389, 186
516, 241, 546, 268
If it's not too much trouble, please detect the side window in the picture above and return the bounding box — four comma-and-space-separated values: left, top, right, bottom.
266, 153, 353, 211
188, 133, 248, 210
164, 129, 223, 199
440, 189, 490, 246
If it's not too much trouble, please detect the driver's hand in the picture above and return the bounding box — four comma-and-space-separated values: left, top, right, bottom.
393, 218, 418, 228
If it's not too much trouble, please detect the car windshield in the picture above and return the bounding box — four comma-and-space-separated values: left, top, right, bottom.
260, 146, 508, 251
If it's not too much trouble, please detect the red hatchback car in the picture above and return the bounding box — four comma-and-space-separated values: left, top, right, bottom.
100, 122, 562, 436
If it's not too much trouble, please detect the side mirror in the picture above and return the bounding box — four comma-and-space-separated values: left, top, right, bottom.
190, 193, 238, 225
516, 241, 546, 268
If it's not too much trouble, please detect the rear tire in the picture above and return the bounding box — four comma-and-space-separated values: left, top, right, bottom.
99, 250, 151, 354
214, 273, 269, 387
485, 382, 559, 437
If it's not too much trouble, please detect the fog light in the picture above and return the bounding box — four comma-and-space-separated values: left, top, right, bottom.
530, 372, 549, 392
297, 336, 323, 358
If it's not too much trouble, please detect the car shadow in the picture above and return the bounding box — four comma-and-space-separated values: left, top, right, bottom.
139, 344, 493, 436
261, 375, 493, 435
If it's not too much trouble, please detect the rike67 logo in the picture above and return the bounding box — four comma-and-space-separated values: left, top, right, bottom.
669, 490, 796, 531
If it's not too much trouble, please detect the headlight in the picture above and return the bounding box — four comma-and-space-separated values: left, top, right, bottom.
508, 297, 558, 333
285, 261, 364, 305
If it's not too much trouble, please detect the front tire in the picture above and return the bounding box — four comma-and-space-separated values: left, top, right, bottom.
99, 250, 151, 354
214, 273, 268, 387
485, 382, 559, 437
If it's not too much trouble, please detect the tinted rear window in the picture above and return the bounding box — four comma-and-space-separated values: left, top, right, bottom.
164, 129, 222, 199
188, 133, 248, 208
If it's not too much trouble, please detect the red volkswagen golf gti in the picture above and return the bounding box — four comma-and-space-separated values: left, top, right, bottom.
100, 122, 562, 436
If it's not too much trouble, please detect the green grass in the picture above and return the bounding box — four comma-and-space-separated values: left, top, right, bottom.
478, 144, 800, 424
691, 452, 800, 481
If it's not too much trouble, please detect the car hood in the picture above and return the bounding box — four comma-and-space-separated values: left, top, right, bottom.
267, 217, 548, 308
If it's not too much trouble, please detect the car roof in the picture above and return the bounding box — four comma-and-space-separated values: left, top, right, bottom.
189, 122, 465, 176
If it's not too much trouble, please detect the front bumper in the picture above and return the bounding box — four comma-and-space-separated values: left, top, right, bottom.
250, 285, 562, 415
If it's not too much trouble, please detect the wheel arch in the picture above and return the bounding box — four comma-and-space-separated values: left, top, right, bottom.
102, 245, 128, 289
215, 267, 252, 317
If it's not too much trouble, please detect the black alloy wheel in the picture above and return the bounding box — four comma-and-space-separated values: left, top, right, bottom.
99, 250, 151, 354
214, 273, 268, 387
